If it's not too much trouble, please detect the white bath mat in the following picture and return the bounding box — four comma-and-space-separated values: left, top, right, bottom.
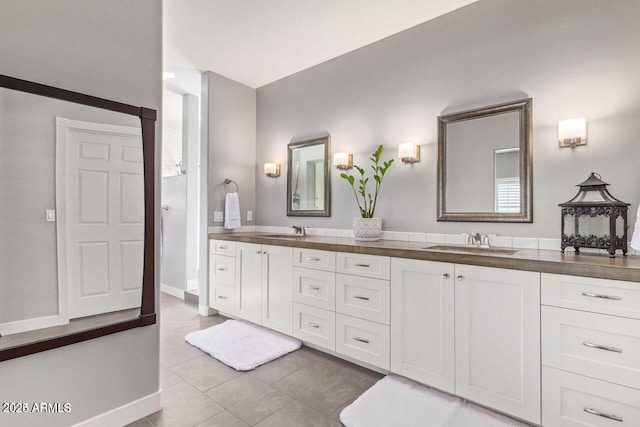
340, 375, 529, 427
185, 319, 301, 371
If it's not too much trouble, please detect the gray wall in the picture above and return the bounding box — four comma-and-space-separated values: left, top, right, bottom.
256, 0, 640, 238
204, 71, 256, 227
0, 0, 161, 425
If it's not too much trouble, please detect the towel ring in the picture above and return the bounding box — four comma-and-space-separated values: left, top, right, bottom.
224, 178, 238, 193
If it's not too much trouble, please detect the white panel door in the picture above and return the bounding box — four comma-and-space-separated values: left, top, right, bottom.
455, 264, 541, 424
57, 118, 143, 319
261, 245, 293, 334
390, 258, 455, 393
235, 242, 262, 324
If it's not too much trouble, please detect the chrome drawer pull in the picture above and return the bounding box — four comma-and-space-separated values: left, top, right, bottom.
443, 273, 450, 279
306, 285, 321, 291
582, 292, 622, 301
352, 337, 370, 344
306, 257, 321, 262
217, 295, 228, 300
584, 407, 623, 422
219, 245, 228, 249
354, 263, 370, 268
217, 267, 228, 271
306, 322, 320, 329
583, 342, 623, 353
353, 295, 370, 301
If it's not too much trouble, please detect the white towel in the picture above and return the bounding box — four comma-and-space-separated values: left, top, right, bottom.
224, 192, 241, 229
631, 206, 640, 251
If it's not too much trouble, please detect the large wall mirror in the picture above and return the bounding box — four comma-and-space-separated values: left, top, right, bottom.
287, 136, 330, 217
437, 98, 532, 222
0, 75, 156, 362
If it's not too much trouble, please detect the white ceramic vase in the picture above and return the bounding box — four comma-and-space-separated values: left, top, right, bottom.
353, 217, 382, 241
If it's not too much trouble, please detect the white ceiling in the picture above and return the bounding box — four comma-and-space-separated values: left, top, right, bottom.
163, 0, 479, 89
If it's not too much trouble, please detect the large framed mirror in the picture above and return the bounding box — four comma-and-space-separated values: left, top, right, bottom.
0, 75, 156, 362
437, 98, 532, 222
287, 136, 330, 217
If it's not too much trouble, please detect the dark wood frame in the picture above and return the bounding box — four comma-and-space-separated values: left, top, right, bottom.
437, 98, 533, 222
286, 136, 331, 217
0, 74, 156, 362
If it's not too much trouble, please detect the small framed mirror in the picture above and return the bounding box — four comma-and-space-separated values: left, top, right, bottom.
287, 136, 330, 217
437, 98, 532, 222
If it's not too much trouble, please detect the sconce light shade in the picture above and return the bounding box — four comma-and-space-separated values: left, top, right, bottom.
398, 143, 420, 164
333, 152, 353, 170
264, 163, 280, 178
559, 117, 587, 148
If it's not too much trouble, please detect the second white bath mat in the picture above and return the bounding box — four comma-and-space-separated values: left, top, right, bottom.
340, 375, 529, 427
185, 319, 301, 371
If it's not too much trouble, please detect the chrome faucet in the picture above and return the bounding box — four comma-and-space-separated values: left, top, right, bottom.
465, 232, 491, 248
291, 225, 306, 236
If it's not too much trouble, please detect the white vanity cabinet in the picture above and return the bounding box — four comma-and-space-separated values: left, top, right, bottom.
209, 240, 237, 315
390, 259, 541, 424
390, 258, 455, 393
235, 242, 293, 334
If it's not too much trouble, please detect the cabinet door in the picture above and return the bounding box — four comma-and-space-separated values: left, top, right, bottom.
455, 265, 541, 424
261, 245, 293, 335
390, 258, 455, 393
235, 242, 262, 324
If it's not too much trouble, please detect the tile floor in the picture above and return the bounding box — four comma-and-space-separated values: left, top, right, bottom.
128, 293, 383, 426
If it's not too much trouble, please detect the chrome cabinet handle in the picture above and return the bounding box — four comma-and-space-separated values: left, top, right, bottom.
217, 295, 228, 300
584, 407, 623, 422
306, 285, 321, 291
354, 263, 370, 268
352, 337, 370, 344
583, 342, 623, 353
443, 273, 450, 279
263, 250, 268, 255
217, 267, 227, 271
582, 292, 622, 301
219, 245, 228, 249
353, 295, 370, 301
306, 322, 320, 329
457, 275, 464, 281
306, 257, 321, 262
256, 250, 262, 254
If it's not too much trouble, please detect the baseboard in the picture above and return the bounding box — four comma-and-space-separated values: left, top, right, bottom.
161, 284, 184, 299
73, 390, 161, 427
0, 314, 62, 336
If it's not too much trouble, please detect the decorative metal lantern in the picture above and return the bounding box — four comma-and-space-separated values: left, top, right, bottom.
559, 173, 629, 257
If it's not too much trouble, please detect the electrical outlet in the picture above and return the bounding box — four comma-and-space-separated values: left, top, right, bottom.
213, 211, 223, 222
247, 211, 253, 222
46, 209, 56, 222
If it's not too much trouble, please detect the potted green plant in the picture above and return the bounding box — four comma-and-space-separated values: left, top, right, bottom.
340, 145, 394, 241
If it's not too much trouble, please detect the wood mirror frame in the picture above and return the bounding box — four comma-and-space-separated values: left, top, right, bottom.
0, 74, 156, 362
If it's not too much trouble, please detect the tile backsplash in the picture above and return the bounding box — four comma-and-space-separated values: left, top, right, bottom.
207, 225, 637, 255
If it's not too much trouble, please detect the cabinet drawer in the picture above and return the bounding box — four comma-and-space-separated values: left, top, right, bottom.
210, 255, 236, 286
337, 252, 390, 280
542, 273, 640, 319
211, 240, 236, 256
336, 274, 390, 324
293, 248, 336, 272
542, 306, 640, 389
209, 284, 236, 315
293, 267, 335, 311
336, 313, 390, 370
293, 303, 335, 351
543, 366, 640, 426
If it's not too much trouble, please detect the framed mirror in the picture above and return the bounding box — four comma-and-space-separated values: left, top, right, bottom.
287, 136, 330, 217
0, 75, 156, 362
437, 98, 532, 222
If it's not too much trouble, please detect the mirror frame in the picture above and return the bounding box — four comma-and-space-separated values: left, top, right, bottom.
286, 136, 331, 217
437, 98, 533, 222
0, 74, 156, 362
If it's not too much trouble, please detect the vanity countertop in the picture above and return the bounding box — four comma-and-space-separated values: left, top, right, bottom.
209, 232, 640, 282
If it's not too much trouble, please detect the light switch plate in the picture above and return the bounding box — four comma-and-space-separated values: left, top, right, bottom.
46, 209, 56, 222
213, 211, 223, 222
247, 211, 253, 222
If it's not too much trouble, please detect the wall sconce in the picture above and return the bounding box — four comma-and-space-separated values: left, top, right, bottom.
263, 163, 280, 178
333, 152, 353, 170
558, 117, 587, 148
398, 143, 420, 164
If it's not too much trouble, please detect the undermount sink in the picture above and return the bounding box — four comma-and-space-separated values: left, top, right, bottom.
263, 234, 308, 239
423, 245, 517, 255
